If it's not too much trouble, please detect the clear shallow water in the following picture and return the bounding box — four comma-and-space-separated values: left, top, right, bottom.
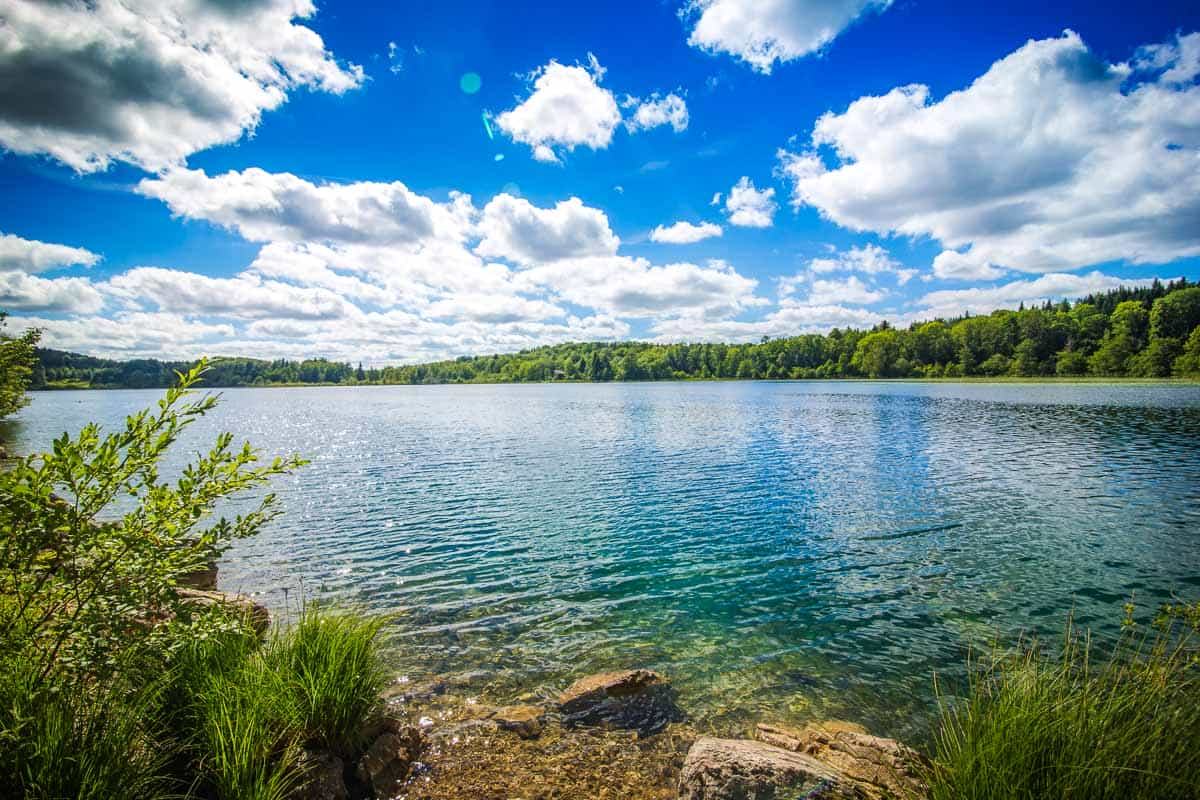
8, 381, 1200, 739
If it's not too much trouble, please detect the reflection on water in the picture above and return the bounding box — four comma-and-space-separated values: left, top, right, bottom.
9, 381, 1200, 739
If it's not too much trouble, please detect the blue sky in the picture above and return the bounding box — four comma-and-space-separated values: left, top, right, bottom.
1, 0, 1198, 363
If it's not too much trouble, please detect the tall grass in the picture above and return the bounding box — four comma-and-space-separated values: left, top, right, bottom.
171, 605, 386, 799
266, 605, 387, 756
0, 604, 387, 800
927, 615, 1200, 800
0, 656, 177, 800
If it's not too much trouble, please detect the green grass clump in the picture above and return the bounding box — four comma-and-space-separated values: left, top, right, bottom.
927, 613, 1200, 800
170, 605, 386, 799
265, 606, 387, 756
0, 656, 177, 800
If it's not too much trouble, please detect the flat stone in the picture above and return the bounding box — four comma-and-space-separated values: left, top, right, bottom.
557, 669, 683, 735
678, 737, 862, 800
178, 588, 270, 635
290, 749, 347, 800
755, 722, 927, 800
493, 704, 545, 739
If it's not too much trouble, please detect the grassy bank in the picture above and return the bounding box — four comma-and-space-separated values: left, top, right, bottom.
926, 605, 1200, 799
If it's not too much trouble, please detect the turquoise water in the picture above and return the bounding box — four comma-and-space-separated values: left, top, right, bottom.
8, 381, 1200, 739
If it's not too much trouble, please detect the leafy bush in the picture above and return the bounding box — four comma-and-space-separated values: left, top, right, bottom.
927, 609, 1200, 800
0, 313, 39, 419
0, 360, 304, 687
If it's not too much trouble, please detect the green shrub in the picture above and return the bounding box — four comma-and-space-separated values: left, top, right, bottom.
927, 611, 1200, 800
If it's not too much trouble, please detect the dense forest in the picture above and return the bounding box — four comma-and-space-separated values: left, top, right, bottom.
30, 280, 1200, 389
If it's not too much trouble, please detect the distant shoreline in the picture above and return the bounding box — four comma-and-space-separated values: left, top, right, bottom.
31, 375, 1200, 392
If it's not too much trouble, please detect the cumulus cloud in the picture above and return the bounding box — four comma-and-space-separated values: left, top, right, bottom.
0, 0, 362, 172
649, 221, 723, 244
4, 312, 236, 360
651, 302, 884, 342
624, 92, 689, 132
494, 55, 621, 163
808, 243, 900, 275
915, 271, 1163, 318
517, 256, 764, 319
0, 232, 100, 273
777, 30, 1200, 276
804, 275, 885, 305
136, 168, 473, 246
475, 194, 620, 265
0, 272, 104, 313
684, 0, 892, 73
107, 267, 355, 320
724, 177, 777, 227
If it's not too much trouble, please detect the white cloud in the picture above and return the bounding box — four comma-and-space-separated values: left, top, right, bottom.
710, 192, 722, 206
808, 243, 901, 275
624, 92, 689, 132
650, 221, 723, 244
724, 177, 777, 227
107, 267, 355, 320
137, 168, 473, 246
915, 271, 1162, 318
651, 302, 884, 342
494, 56, 621, 163
5, 312, 235, 360
517, 256, 764, 319
0, 0, 362, 172
778, 30, 1200, 275
0, 272, 104, 313
804, 275, 885, 305
475, 194, 619, 265
931, 249, 1006, 281
0, 233, 101, 273
684, 0, 892, 74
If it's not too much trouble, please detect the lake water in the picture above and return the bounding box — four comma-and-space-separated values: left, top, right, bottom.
8, 381, 1200, 739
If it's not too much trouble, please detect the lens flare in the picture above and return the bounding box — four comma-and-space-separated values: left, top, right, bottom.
460, 72, 482, 94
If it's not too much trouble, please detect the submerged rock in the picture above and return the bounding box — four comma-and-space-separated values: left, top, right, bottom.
291, 749, 347, 800
492, 704, 545, 739
755, 722, 927, 800
678, 737, 861, 800
356, 720, 423, 799
557, 669, 683, 735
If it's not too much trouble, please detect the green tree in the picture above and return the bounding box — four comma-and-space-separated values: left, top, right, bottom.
1174, 326, 1200, 377
1089, 301, 1149, 376
0, 313, 40, 419
851, 330, 901, 378
1149, 287, 1200, 341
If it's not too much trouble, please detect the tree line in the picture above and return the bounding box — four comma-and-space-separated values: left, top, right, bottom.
24, 279, 1200, 390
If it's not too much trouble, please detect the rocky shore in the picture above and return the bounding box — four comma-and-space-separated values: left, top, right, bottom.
286, 667, 927, 800
189, 565, 926, 800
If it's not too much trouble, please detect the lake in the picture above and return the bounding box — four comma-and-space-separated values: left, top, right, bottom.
7, 381, 1200, 739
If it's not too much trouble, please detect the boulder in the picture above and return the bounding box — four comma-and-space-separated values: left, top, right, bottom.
179, 560, 218, 590
356, 722, 423, 799
290, 749, 347, 800
755, 722, 927, 800
178, 588, 270, 635
557, 669, 683, 735
492, 704, 545, 739
678, 737, 862, 800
